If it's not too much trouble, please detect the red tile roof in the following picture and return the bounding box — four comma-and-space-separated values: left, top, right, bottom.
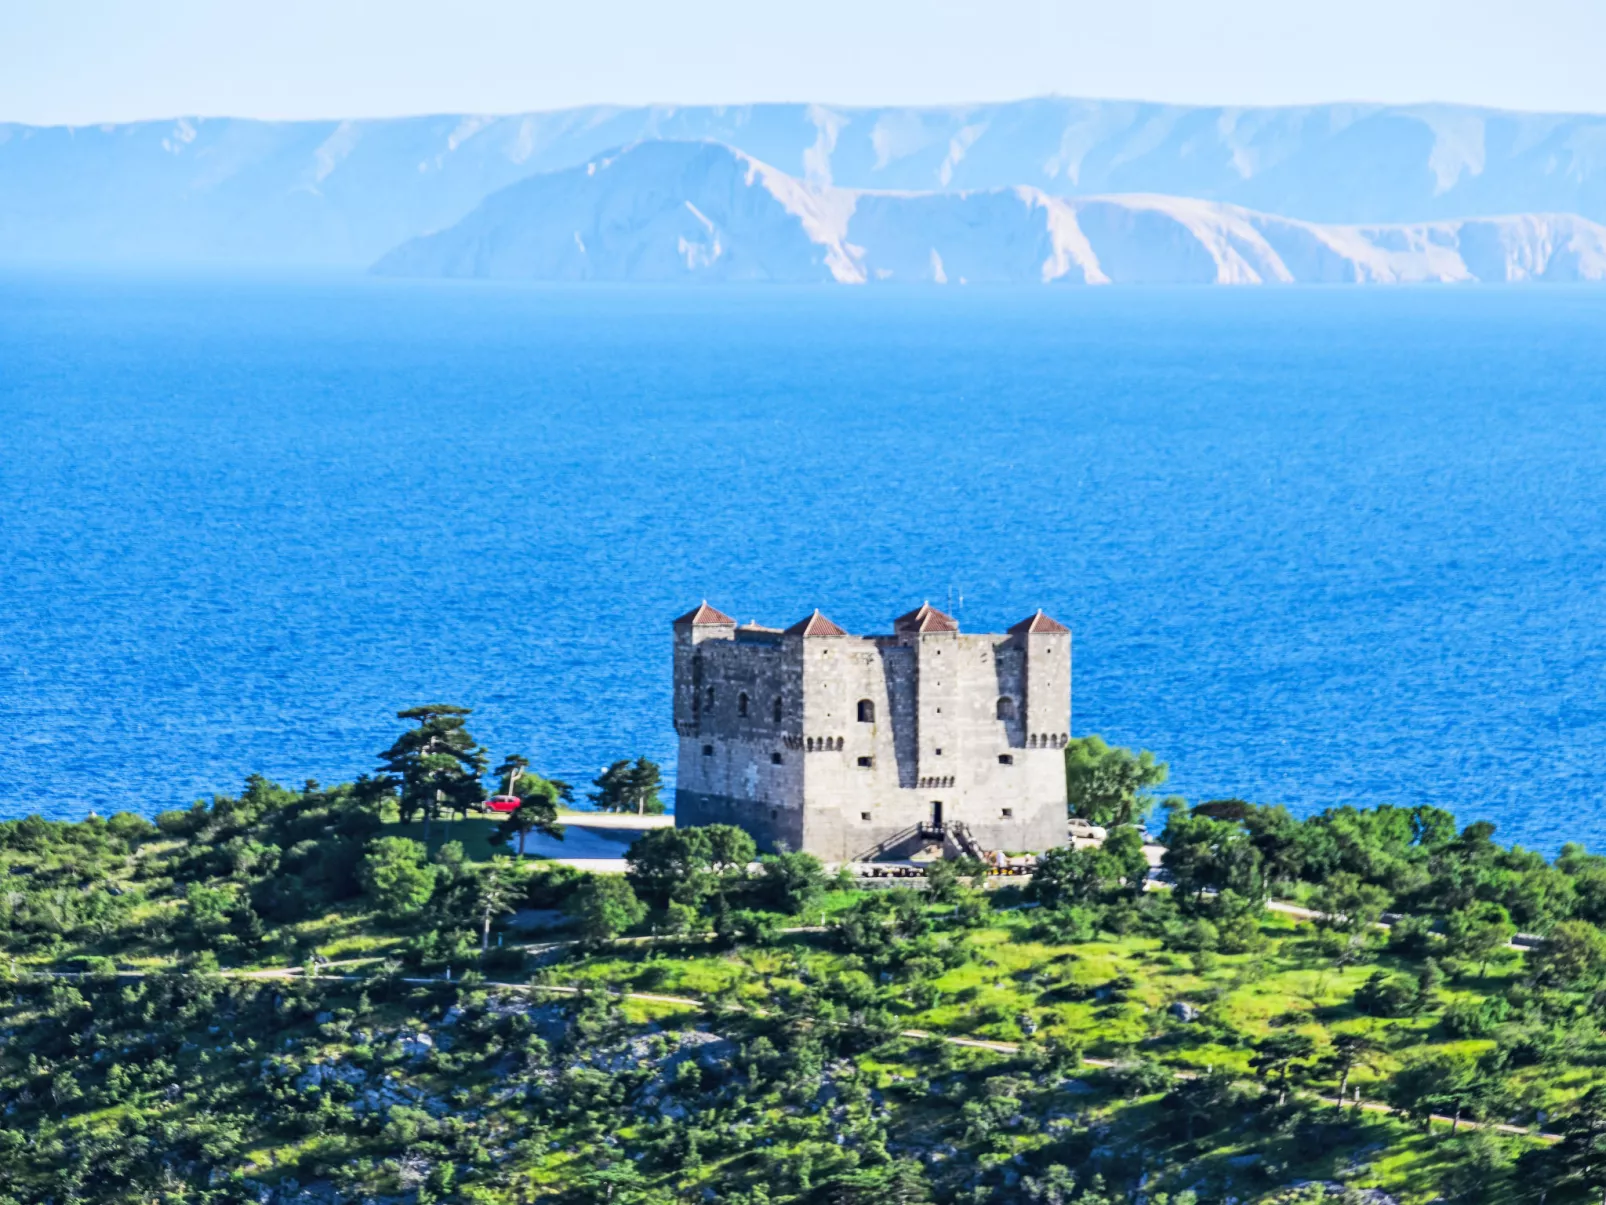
893, 602, 959, 634
784, 609, 848, 637
673, 601, 737, 627
1009, 609, 1070, 635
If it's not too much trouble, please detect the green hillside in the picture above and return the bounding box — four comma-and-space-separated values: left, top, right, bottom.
4, 771, 1606, 1204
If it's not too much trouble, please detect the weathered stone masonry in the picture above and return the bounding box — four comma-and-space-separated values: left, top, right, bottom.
673, 601, 1071, 861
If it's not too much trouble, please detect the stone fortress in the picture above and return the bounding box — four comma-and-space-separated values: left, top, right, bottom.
673, 601, 1071, 862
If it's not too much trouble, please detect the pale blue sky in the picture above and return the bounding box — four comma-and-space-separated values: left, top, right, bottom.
3, 0, 1605, 125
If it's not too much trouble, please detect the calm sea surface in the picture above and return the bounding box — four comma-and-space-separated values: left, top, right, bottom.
1, 274, 1604, 851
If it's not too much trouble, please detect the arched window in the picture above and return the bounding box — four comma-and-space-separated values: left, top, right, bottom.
856, 699, 875, 723
996, 697, 1016, 721
705, 686, 715, 710
738, 692, 749, 717
772, 696, 783, 723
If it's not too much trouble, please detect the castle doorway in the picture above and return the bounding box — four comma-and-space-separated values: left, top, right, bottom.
930, 800, 943, 826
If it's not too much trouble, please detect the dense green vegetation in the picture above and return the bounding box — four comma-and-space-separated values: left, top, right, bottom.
7, 720, 1606, 1204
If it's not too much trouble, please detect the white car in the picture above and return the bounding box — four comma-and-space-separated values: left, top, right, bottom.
1067, 818, 1107, 841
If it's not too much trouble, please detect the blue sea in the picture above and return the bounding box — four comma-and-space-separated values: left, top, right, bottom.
1, 274, 1604, 853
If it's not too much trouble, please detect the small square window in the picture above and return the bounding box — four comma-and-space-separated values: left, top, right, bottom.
771, 752, 783, 765
1001, 808, 1014, 819
857, 756, 873, 768
861, 812, 872, 821
998, 754, 1013, 765
702, 744, 714, 757
934, 747, 943, 756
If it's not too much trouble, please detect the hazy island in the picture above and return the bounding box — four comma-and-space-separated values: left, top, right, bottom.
4, 705, 1606, 1205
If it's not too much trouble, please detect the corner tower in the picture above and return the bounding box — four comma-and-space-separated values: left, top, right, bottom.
1009, 609, 1071, 750
672, 601, 737, 739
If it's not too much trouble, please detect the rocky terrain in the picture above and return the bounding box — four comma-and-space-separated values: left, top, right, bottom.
6, 96, 1606, 269
373, 140, 1606, 284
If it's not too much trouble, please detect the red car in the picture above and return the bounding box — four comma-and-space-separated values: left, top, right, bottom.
483, 795, 521, 814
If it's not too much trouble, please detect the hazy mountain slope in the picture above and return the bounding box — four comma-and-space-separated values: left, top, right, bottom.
845, 187, 1105, 284
6, 98, 1606, 266
372, 141, 1606, 285
374, 140, 862, 282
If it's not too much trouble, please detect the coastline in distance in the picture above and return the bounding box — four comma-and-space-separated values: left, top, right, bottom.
372, 140, 1606, 286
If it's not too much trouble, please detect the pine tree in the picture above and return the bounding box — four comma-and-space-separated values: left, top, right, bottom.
589, 757, 665, 815
491, 754, 570, 855
476, 858, 518, 952
492, 753, 530, 797
377, 705, 487, 844
1322, 1032, 1378, 1110
1251, 1031, 1316, 1106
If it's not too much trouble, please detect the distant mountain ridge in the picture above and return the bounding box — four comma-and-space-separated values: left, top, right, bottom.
5, 97, 1606, 267
373, 140, 1606, 285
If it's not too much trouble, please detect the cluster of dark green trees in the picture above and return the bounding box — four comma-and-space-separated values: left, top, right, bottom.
1155, 798, 1606, 959
1064, 730, 1606, 930
1062, 732, 1606, 982
561, 824, 835, 946
0, 703, 673, 974
373, 703, 664, 843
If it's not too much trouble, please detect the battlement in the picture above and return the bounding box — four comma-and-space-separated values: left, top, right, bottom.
672, 602, 1071, 860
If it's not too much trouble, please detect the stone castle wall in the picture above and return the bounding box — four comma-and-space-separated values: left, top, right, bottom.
673, 604, 1070, 861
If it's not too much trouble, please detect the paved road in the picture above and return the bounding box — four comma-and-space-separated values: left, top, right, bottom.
513, 813, 669, 872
